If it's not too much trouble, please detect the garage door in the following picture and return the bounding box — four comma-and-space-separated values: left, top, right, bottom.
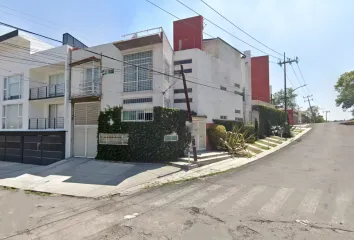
0, 132, 65, 165
73, 102, 100, 158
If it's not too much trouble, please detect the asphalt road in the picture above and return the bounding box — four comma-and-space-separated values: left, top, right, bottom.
1, 122, 354, 239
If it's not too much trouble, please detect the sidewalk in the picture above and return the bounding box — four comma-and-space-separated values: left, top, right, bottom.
0, 127, 311, 198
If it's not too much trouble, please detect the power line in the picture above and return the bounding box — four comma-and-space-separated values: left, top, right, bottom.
0, 44, 242, 93
199, 0, 282, 57
144, 0, 215, 40
290, 63, 307, 95
0, 21, 276, 101
0, 4, 92, 45
174, 0, 280, 59
279, 65, 295, 88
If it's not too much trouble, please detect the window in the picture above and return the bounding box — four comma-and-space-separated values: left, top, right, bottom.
220, 86, 227, 91
123, 51, 153, 92
235, 109, 241, 114
234, 83, 241, 88
2, 104, 22, 129
174, 98, 192, 103
83, 67, 100, 94
174, 88, 192, 94
49, 104, 64, 128
123, 97, 153, 104
220, 115, 227, 120
3, 74, 23, 100
122, 109, 153, 122
49, 73, 64, 96
174, 68, 192, 75
174, 59, 192, 65
99, 133, 129, 145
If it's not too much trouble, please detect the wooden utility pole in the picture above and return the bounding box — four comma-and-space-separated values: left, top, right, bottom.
278, 54, 298, 125
304, 95, 315, 123
180, 65, 198, 162
323, 110, 330, 122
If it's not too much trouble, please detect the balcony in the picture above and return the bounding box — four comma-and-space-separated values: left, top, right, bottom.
114, 27, 163, 51
28, 117, 64, 130
29, 83, 65, 100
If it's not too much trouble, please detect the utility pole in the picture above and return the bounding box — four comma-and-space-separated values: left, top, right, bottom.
304, 95, 315, 123
180, 65, 198, 162
278, 54, 298, 125
323, 110, 330, 122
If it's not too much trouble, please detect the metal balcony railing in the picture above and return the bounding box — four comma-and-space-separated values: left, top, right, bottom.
71, 82, 100, 99
29, 83, 65, 100
28, 117, 64, 129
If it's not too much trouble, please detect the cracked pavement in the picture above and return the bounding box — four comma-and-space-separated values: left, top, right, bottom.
1, 123, 354, 239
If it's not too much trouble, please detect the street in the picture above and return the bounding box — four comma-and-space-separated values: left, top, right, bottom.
1, 122, 354, 239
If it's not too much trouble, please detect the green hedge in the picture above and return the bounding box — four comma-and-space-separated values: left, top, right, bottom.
96, 106, 190, 163
243, 124, 257, 143
252, 105, 287, 138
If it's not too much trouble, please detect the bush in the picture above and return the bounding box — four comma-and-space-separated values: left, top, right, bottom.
96, 106, 190, 163
207, 124, 226, 150
253, 105, 287, 138
218, 126, 249, 157
212, 119, 243, 131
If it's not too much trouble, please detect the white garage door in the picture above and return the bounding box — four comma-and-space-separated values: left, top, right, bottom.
74, 102, 100, 158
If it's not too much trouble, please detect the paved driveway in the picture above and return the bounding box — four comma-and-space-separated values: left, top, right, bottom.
0, 158, 180, 197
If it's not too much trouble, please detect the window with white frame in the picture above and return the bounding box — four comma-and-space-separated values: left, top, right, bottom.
123, 51, 153, 92
2, 104, 22, 129
122, 109, 153, 122
49, 73, 65, 96
3, 74, 23, 100
220, 115, 227, 120
82, 67, 100, 95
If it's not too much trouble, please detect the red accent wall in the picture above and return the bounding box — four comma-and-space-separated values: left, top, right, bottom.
251, 56, 270, 103
173, 16, 203, 51
287, 110, 294, 125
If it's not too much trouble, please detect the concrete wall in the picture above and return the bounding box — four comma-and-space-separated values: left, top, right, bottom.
243, 50, 252, 123
251, 55, 270, 103
203, 38, 243, 68
173, 48, 244, 123
0, 38, 31, 130
162, 31, 174, 107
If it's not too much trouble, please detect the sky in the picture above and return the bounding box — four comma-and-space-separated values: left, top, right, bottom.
0, 0, 353, 120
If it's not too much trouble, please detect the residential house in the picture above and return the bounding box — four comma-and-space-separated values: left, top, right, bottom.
0, 16, 253, 164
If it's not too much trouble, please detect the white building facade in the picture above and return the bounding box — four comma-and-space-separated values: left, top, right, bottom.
0, 16, 252, 164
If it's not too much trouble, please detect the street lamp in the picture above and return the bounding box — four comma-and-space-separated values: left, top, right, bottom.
292, 84, 307, 92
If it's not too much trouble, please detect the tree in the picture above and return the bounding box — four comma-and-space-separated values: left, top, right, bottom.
272, 88, 298, 109
305, 106, 322, 123
335, 71, 354, 116
315, 115, 325, 123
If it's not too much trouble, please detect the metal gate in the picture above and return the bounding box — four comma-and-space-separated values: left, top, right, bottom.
0, 131, 65, 165
192, 120, 207, 150
73, 102, 100, 158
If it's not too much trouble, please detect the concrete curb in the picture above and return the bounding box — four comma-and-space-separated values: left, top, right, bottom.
0, 127, 312, 198
117, 127, 312, 196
